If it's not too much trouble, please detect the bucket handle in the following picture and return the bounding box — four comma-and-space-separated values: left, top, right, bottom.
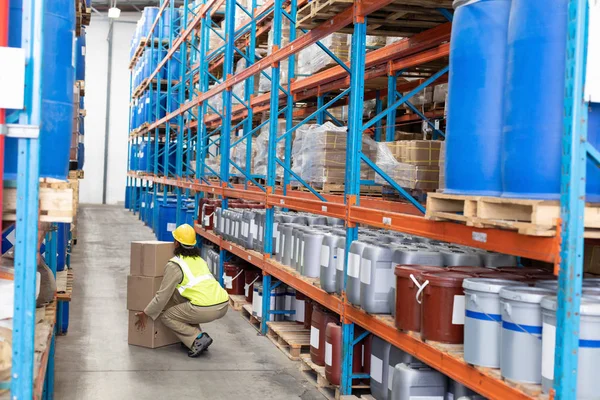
467, 293, 503, 327
231, 269, 245, 282
410, 274, 429, 305
502, 302, 542, 341
244, 275, 261, 291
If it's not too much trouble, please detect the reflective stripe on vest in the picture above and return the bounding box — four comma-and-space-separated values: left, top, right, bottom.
172, 256, 214, 294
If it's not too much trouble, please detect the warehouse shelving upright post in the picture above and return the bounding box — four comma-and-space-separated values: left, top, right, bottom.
261, 0, 284, 335
554, 0, 593, 397
9, 0, 44, 397
339, 14, 367, 395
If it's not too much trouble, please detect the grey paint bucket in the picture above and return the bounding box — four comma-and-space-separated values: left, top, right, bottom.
463, 278, 521, 367
541, 295, 600, 398
499, 286, 555, 383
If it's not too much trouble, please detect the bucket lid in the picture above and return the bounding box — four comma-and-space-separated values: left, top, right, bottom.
449, 266, 494, 275
535, 280, 598, 289
583, 287, 600, 296
394, 265, 446, 278
421, 271, 476, 287
474, 272, 529, 281
463, 278, 522, 294
499, 286, 554, 304
542, 295, 600, 316
496, 267, 550, 276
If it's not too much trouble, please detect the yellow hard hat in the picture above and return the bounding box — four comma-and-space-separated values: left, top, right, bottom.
172, 224, 197, 247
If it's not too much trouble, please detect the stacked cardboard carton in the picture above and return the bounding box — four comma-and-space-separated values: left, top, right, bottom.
292, 122, 377, 185
127, 241, 179, 348
376, 140, 442, 191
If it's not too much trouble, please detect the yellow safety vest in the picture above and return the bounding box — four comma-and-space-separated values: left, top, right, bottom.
171, 256, 229, 307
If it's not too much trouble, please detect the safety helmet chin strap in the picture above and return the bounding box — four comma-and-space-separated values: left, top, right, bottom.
180, 242, 196, 249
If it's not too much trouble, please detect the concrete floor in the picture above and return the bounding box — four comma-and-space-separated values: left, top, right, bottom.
55, 204, 326, 400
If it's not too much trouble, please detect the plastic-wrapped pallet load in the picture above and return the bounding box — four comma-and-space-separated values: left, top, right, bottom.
258, 17, 292, 93
205, 154, 221, 175
232, 54, 262, 105
294, 122, 377, 185
208, 26, 224, 53
375, 140, 441, 191
206, 84, 223, 115
438, 140, 446, 191
229, 136, 256, 176
366, 35, 386, 49
328, 99, 376, 123
297, 33, 351, 78
253, 118, 286, 178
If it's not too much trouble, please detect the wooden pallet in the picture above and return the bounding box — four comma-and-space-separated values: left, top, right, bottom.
426, 192, 600, 237
69, 170, 85, 179
76, 80, 86, 97
3, 180, 75, 223
299, 354, 336, 399
33, 300, 57, 400
132, 79, 150, 98
266, 321, 311, 361
56, 269, 73, 302
295, 182, 382, 196
228, 294, 249, 311
129, 38, 148, 69
240, 303, 261, 331
298, 354, 370, 399
297, 0, 452, 36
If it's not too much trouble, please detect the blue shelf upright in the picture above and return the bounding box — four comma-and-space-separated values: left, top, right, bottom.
554, 0, 594, 398
8, 0, 44, 398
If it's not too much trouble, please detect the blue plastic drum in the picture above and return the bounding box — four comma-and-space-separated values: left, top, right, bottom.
157, 201, 177, 241
142, 7, 159, 37
501, 0, 600, 200
161, 7, 179, 39
444, 0, 511, 195
5, 0, 75, 180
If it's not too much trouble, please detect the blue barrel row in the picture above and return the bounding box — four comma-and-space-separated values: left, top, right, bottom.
129, 140, 179, 175
136, 192, 196, 239
5, 0, 76, 180
129, 6, 182, 61
130, 90, 180, 130
445, 0, 599, 200
132, 49, 182, 89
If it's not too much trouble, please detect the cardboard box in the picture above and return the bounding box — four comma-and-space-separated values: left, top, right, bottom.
130, 241, 174, 277
127, 275, 163, 311
585, 244, 600, 275
128, 310, 180, 348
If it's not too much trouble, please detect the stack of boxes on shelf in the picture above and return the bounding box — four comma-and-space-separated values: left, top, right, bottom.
376, 140, 442, 191
127, 241, 179, 348
291, 122, 377, 187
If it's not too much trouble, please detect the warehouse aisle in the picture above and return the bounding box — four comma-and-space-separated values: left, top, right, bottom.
55, 205, 325, 400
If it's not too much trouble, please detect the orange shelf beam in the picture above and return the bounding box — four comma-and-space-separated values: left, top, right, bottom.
345, 307, 535, 400
349, 206, 557, 263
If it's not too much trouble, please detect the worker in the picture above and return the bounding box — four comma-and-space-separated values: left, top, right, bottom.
134, 224, 229, 357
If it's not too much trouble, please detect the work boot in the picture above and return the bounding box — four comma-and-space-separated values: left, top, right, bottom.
187, 333, 213, 357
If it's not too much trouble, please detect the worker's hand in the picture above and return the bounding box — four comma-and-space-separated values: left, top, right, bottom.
135, 311, 147, 330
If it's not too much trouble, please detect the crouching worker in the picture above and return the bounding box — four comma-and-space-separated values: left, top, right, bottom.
135, 224, 229, 357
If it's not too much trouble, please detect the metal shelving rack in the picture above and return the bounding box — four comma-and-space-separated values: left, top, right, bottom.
125, 0, 593, 398
4, 0, 87, 397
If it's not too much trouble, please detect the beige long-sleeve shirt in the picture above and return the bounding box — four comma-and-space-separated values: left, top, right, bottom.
144, 261, 184, 320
